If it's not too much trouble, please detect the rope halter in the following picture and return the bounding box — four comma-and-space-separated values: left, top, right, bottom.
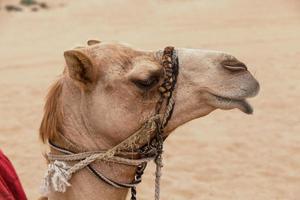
40, 46, 179, 200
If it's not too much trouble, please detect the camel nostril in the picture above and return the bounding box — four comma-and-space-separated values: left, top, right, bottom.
222, 60, 248, 72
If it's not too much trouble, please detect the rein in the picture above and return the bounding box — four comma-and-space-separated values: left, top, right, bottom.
40, 46, 179, 200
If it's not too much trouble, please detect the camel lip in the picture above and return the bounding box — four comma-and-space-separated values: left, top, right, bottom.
236, 99, 253, 114
211, 94, 254, 114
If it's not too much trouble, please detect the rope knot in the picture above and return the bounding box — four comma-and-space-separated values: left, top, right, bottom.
40, 160, 71, 196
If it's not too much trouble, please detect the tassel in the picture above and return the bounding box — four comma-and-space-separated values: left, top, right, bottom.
40, 160, 72, 196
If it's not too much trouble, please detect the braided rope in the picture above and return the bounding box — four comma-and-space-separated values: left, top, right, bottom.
41, 115, 159, 195
67, 116, 158, 174
48, 152, 155, 166
154, 155, 163, 200
152, 47, 178, 200
162, 96, 175, 127
130, 46, 178, 200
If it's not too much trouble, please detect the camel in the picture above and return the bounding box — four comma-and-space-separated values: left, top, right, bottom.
39, 40, 259, 200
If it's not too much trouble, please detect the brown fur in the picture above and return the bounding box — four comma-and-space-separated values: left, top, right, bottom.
39, 79, 64, 143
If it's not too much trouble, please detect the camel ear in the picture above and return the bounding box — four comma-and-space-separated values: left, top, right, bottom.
64, 49, 97, 85
87, 39, 101, 46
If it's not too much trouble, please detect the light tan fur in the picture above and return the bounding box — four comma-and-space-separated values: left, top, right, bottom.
40, 41, 259, 200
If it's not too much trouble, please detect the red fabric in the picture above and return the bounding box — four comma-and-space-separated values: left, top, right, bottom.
0, 150, 27, 200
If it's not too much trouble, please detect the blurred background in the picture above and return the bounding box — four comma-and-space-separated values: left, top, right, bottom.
0, 0, 299, 199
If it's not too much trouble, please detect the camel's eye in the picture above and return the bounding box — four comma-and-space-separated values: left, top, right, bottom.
133, 76, 159, 90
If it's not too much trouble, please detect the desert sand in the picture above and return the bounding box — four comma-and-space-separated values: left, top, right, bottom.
0, 0, 300, 199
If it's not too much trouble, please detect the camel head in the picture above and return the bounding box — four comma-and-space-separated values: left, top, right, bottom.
41, 41, 259, 148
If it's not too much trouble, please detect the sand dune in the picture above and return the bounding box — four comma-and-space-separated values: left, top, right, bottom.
0, 0, 300, 199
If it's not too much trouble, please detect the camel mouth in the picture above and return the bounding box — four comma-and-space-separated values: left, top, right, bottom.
210, 94, 254, 114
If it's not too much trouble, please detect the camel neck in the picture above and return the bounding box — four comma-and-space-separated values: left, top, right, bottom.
49, 133, 137, 200
47, 80, 137, 200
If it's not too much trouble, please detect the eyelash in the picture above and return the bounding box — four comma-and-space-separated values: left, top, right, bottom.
133, 76, 159, 90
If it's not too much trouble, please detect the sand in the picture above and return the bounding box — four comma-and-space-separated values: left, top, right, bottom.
0, 0, 299, 199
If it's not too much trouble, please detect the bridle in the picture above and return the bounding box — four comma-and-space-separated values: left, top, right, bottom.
41, 46, 179, 200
